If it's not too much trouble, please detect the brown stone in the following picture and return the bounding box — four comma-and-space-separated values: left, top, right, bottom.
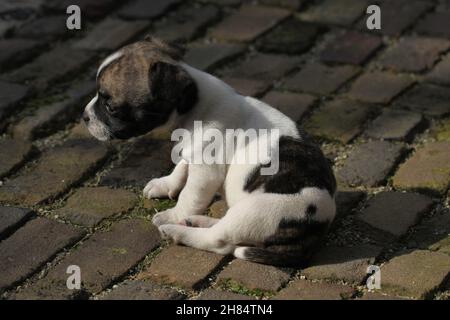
302, 245, 382, 284
0, 217, 85, 293
381, 250, 450, 299
283, 62, 359, 95
348, 71, 414, 104
222, 77, 270, 97
0, 138, 33, 178
0, 139, 109, 206
54, 187, 137, 227
139, 245, 228, 290
197, 288, 254, 300
393, 142, 450, 194
99, 280, 183, 300
217, 259, 292, 292
210, 4, 290, 42
274, 279, 354, 300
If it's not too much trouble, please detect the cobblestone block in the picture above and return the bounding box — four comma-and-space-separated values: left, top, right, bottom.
320, 31, 382, 65
118, 0, 181, 20
100, 138, 172, 188
15, 15, 69, 40
274, 279, 354, 300
337, 141, 405, 187
138, 245, 228, 290
357, 191, 433, 238
0, 217, 84, 293
396, 84, 450, 117
222, 77, 271, 97
0, 138, 33, 178
15, 219, 160, 298
210, 4, 290, 42
99, 280, 183, 300
407, 209, 450, 251
381, 250, 450, 299
12, 80, 95, 140
226, 53, 300, 82
153, 5, 220, 43
348, 71, 414, 104
357, 292, 409, 300
393, 141, 450, 194
378, 37, 450, 73
3, 46, 94, 90
256, 18, 323, 54
335, 190, 365, 218
0, 81, 30, 123
73, 18, 149, 51
426, 53, 450, 86
196, 288, 254, 300
302, 245, 382, 284
0, 206, 33, 240
55, 187, 137, 227
0, 39, 43, 70
184, 43, 246, 71
364, 109, 423, 141
216, 259, 292, 292
0, 139, 109, 206
304, 98, 372, 143
282, 62, 359, 95
299, 0, 368, 26
262, 91, 316, 122
416, 11, 450, 38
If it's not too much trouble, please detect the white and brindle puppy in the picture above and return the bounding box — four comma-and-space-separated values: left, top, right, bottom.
84, 37, 336, 266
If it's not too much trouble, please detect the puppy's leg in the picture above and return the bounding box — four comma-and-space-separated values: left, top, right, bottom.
158, 194, 281, 255
159, 191, 335, 256
152, 164, 225, 226
180, 215, 220, 228
144, 159, 188, 199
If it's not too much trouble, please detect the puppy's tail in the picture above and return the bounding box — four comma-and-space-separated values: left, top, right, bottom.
233, 246, 309, 267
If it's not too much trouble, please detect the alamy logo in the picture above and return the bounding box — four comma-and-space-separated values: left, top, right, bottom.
366, 265, 381, 290
66, 265, 81, 290
171, 121, 280, 175
366, 5, 381, 30
66, 5, 81, 30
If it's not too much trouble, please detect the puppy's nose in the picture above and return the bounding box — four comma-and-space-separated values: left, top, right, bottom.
82, 112, 90, 123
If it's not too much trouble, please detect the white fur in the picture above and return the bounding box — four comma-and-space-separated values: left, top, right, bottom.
146, 64, 336, 257
97, 51, 123, 78
84, 95, 111, 141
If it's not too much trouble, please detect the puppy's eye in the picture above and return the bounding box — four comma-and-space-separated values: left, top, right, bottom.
105, 101, 115, 114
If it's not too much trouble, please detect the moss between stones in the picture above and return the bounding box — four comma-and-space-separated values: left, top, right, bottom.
218, 278, 274, 299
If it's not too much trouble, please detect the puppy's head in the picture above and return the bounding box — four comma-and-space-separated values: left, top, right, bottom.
83, 37, 198, 141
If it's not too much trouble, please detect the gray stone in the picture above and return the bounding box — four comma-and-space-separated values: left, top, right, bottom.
262, 91, 316, 122
0, 138, 33, 178
118, 0, 181, 20
197, 289, 255, 300
365, 109, 423, 141
337, 141, 405, 187
73, 18, 148, 51
0, 206, 33, 240
302, 245, 382, 284
396, 84, 450, 117
99, 280, 183, 300
0, 81, 30, 122
0, 217, 85, 293
184, 43, 245, 71
357, 191, 433, 237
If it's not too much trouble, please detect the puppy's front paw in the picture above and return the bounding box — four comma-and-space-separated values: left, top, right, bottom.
152, 209, 179, 227
143, 177, 171, 199
158, 224, 180, 242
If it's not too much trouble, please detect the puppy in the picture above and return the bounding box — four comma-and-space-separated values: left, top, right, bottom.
84, 37, 336, 266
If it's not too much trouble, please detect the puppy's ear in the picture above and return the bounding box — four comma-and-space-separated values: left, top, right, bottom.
144, 35, 186, 60
149, 61, 197, 114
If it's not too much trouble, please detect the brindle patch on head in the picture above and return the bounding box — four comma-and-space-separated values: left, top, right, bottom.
90, 37, 197, 140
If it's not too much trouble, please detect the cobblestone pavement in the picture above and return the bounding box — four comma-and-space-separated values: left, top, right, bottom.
0, 0, 449, 300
